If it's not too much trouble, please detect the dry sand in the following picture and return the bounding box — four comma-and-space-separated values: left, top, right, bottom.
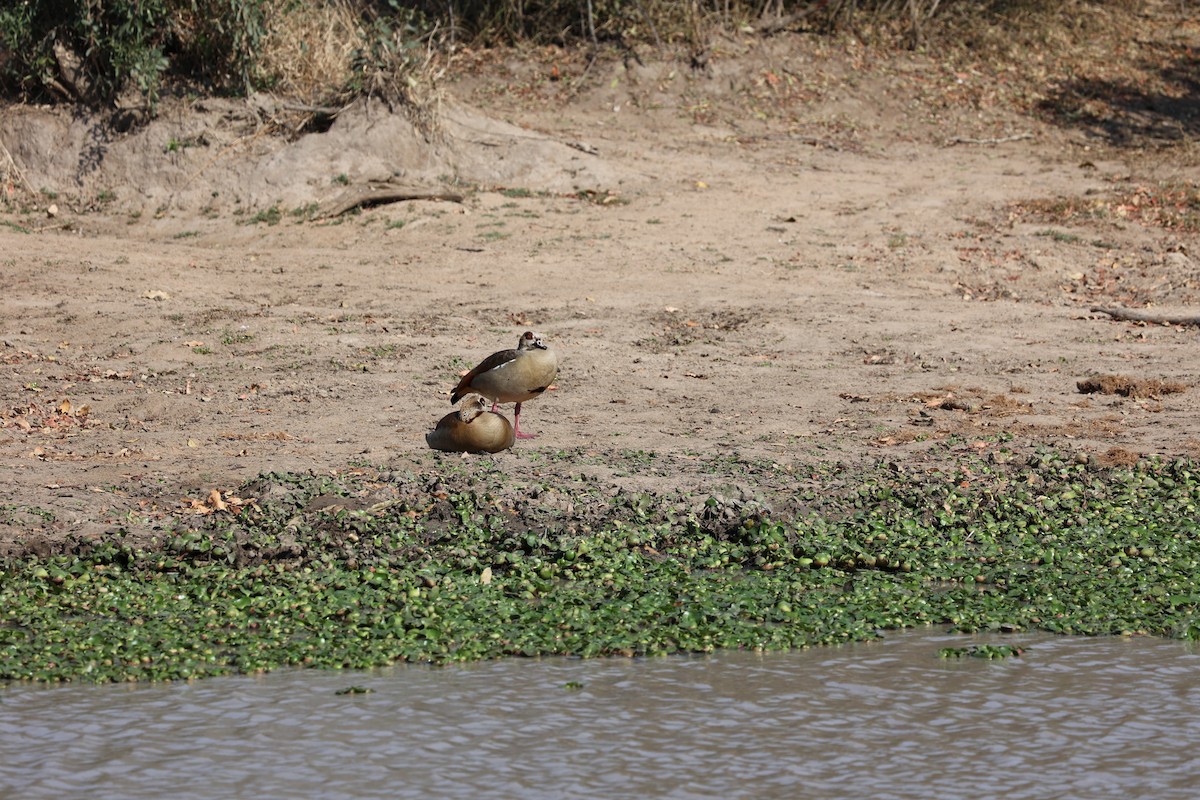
3, 28, 1199, 553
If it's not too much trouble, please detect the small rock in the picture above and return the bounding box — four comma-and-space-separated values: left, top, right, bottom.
47, 204, 58, 218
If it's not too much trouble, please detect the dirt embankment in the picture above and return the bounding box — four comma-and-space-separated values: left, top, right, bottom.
3, 15, 1200, 556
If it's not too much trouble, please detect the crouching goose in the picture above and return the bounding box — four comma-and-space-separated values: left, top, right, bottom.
426, 394, 516, 453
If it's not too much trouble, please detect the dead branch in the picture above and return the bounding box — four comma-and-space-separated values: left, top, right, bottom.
736, 131, 842, 150
1090, 307, 1200, 326
563, 48, 599, 104
786, 134, 841, 150
315, 183, 466, 219
0, 139, 37, 196
28, 223, 75, 233
754, 7, 821, 35
943, 133, 1033, 147
176, 123, 278, 195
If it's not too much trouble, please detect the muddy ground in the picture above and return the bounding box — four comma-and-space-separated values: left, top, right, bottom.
3, 12, 1200, 556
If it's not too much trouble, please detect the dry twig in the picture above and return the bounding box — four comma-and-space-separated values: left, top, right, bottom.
0, 139, 36, 196
1090, 307, 1200, 327
944, 133, 1033, 147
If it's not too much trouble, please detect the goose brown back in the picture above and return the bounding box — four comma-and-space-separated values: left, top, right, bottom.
450, 331, 557, 439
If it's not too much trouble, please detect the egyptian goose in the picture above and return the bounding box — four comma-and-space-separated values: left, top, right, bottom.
450, 331, 557, 439
426, 394, 516, 454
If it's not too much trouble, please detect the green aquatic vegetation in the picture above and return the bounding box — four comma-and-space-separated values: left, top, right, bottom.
3, 455, 1200, 683
940, 644, 1025, 659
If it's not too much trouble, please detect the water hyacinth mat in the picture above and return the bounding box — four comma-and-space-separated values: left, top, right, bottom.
3, 450, 1200, 683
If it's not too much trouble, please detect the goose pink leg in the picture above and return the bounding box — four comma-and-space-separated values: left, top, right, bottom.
514, 402, 536, 439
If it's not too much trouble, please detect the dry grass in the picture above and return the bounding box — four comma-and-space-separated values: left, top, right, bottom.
259, 0, 362, 104
257, 0, 442, 126
1092, 446, 1142, 467
212, 0, 1181, 143
1010, 180, 1200, 233
1077, 374, 1188, 399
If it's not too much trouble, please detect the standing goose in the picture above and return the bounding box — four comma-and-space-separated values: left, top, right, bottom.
451, 330, 557, 439
426, 394, 516, 453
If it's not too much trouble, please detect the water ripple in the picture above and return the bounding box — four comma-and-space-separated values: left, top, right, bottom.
2, 630, 1198, 799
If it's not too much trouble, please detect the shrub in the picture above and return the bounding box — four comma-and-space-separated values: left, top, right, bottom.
0, 0, 266, 106
0, 0, 1144, 109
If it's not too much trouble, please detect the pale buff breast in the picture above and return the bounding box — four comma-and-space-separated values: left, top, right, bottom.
466, 347, 558, 404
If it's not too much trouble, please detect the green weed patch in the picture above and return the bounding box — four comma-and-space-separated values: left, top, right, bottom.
3, 453, 1200, 683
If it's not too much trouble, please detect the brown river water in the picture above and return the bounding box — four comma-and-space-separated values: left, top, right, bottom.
2, 628, 1198, 799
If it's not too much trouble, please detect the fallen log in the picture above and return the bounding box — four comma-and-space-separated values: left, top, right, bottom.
316, 183, 466, 219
